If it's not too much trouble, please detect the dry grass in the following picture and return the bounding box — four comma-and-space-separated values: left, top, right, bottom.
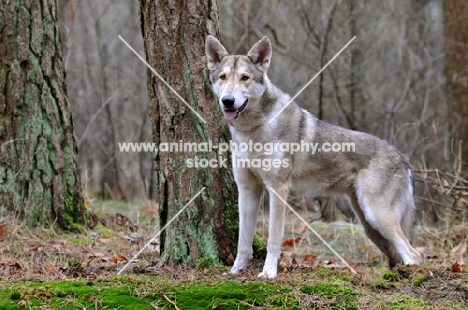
0, 195, 466, 283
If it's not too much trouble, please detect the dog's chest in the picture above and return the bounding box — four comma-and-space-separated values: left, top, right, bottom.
229, 129, 289, 180
230, 129, 283, 159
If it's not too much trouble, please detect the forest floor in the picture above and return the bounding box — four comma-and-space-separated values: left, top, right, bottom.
0, 200, 467, 309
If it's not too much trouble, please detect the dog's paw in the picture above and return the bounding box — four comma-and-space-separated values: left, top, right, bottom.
258, 261, 278, 278
231, 254, 251, 275
258, 269, 277, 279
258, 253, 280, 278
230, 265, 245, 275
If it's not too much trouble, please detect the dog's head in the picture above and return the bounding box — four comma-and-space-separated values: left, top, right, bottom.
205, 35, 272, 121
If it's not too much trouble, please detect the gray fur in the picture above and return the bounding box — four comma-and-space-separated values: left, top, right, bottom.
205, 35, 421, 278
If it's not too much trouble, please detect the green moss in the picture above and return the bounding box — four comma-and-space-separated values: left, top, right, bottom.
316, 224, 327, 230
196, 257, 216, 269
300, 280, 359, 310
171, 281, 296, 309
381, 294, 427, 310
383, 270, 399, 282
93, 225, 113, 238
371, 277, 399, 289
0, 280, 150, 310
70, 237, 89, 246
252, 233, 266, 259
63, 191, 88, 232
0, 278, 298, 310
439, 301, 467, 310
412, 274, 428, 287
224, 202, 238, 243
312, 267, 353, 282
10, 291, 21, 300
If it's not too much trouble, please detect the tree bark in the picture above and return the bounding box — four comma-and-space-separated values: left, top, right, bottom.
444, 0, 468, 165
349, 0, 364, 131
139, 0, 238, 265
0, 0, 85, 228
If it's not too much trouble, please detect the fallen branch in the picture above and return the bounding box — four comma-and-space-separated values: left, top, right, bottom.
163, 294, 180, 310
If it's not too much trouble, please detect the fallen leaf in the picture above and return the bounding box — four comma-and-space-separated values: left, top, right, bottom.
279, 253, 297, 271
282, 237, 302, 247
117, 253, 128, 261
452, 261, 462, 273
302, 254, 316, 267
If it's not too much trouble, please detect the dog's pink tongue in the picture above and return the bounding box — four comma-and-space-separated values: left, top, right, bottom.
223, 110, 238, 121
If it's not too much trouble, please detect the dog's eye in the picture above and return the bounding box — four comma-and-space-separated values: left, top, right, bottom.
219, 74, 226, 80
241, 75, 249, 81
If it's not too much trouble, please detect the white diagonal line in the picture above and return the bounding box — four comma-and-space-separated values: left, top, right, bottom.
268, 187, 357, 275
118, 35, 207, 124
268, 36, 356, 123
117, 187, 206, 275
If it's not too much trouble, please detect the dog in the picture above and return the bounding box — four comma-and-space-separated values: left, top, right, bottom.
205, 35, 421, 278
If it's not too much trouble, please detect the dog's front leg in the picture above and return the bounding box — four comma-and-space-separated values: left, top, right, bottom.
258, 184, 288, 278
231, 177, 263, 275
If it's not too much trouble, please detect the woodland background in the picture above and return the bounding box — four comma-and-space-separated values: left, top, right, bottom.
58, 0, 467, 225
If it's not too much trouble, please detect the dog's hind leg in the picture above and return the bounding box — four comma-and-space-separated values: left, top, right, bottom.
348, 192, 399, 266
231, 170, 264, 275
350, 185, 421, 267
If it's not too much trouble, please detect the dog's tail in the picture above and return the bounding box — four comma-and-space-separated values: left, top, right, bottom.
400, 167, 417, 242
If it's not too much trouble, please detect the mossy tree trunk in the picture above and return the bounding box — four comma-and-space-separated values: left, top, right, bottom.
139, 0, 238, 265
0, 0, 85, 228
444, 0, 468, 165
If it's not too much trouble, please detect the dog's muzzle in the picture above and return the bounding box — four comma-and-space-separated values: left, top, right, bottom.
222, 98, 248, 121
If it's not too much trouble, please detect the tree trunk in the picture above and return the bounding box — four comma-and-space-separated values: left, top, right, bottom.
444, 0, 468, 165
139, 0, 238, 265
0, 0, 85, 228
349, 0, 364, 131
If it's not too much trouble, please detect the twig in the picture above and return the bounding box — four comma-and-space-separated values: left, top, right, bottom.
163, 294, 180, 310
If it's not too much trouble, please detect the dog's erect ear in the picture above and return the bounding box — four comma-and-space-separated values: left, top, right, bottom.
247, 36, 272, 71
205, 35, 229, 71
